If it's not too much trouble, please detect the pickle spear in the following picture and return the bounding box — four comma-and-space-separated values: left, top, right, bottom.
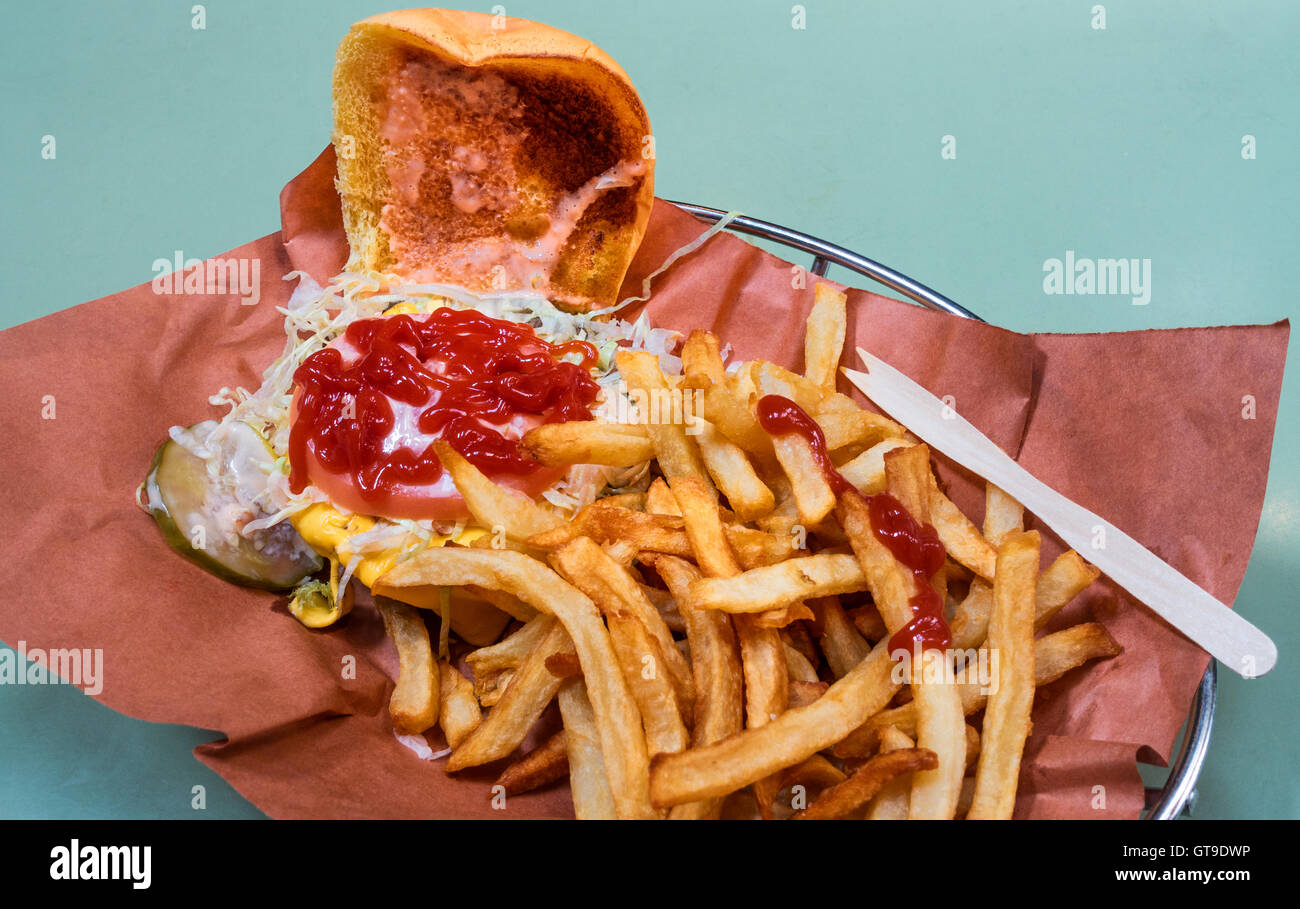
142, 421, 321, 590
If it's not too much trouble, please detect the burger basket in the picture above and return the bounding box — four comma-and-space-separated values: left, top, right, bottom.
667, 200, 1218, 820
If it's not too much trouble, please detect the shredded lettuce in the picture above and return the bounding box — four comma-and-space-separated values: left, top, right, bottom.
174, 268, 681, 546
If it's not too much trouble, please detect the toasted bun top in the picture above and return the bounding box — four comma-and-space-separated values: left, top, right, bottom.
332, 9, 655, 311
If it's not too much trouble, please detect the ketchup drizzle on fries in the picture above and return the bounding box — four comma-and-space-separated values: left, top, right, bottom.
290, 308, 599, 499
756, 395, 853, 495
757, 393, 951, 651
869, 494, 950, 652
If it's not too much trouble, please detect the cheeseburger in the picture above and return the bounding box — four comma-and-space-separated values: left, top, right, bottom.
142, 9, 668, 642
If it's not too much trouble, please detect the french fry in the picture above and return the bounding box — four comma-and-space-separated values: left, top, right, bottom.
770, 433, 837, 525
781, 614, 819, 667
956, 776, 977, 820
496, 730, 569, 795
649, 639, 900, 807
949, 581, 995, 651
737, 609, 789, 818
736, 613, 788, 731
833, 621, 1122, 758
983, 483, 1024, 547
549, 537, 695, 727
780, 754, 848, 793
787, 679, 829, 707
653, 556, 744, 746
688, 553, 868, 614
751, 601, 816, 629
446, 616, 569, 771
924, 467, 997, 579
836, 494, 915, 631
473, 674, 513, 708
726, 525, 802, 568
520, 421, 655, 468
606, 610, 691, 757
670, 475, 741, 579
794, 748, 939, 820
1031, 620, 1122, 682
617, 350, 715, 495
703, 381, 775, 459
803, 282, 847, 392
654, 555, 744, 820
836, 489, 964, 820
639, 582, 684, 633
464, 614, 552, 706
464, 531, 532, 554
907, 680, 966, 820
884, 444, 932, 518
602, 539, 641, 570
462, 585, 537, 623
755, 492, 800, 536
527, 503, 796, 568
783, 643, 820, 683
544, 651, 582, 679
815, 409, 905, 453
375, 598, 439, 735
969, 531, 1040, 820
669, 473, 788, 817
681, 330, 726, 385
865, 726, 916, 821
1033, 549, 1101, 630
847, 604, 887, 642
444, 588, 515, 647
432, 440, 560, 540
810, 596, 873, 678
645, 477, 682, 516
817, 390, 864, 415
438, 661, 482, 750
378, 548, 656, 819
874, 725, 915, 753
753, 361, 824, 416
557, 679, 618, 820
837, 438, 913, 495
694, 420, 776, 522
527, 503, 688, 553
599, 491, 647, 511
728, 359, 758, 401
950, 549, 1100, 649
771, 755, 846, 818
756, 497, 848, 545
965, 723, 981, 771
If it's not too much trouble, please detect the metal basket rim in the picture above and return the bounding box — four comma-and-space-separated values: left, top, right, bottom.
667, 199, 1217, 820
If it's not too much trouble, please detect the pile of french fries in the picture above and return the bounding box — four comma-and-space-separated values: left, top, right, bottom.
372, 283, 1120, 820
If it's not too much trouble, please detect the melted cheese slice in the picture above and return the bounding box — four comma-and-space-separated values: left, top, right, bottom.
290, 503, 485, 611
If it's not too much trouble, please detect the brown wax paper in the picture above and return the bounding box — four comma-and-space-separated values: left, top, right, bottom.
0, 146, 1286, 819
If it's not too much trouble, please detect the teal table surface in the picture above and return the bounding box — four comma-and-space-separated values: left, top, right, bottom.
1, 0, 1295, 819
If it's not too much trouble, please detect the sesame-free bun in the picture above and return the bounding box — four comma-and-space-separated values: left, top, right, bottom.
332, 8, 655, 310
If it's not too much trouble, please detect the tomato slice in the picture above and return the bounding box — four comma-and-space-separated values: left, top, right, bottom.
298, 433, 564, 521
288, 313, 585, 522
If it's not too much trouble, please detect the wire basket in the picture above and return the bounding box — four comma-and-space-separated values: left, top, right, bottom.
669, 200, 1217, 820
